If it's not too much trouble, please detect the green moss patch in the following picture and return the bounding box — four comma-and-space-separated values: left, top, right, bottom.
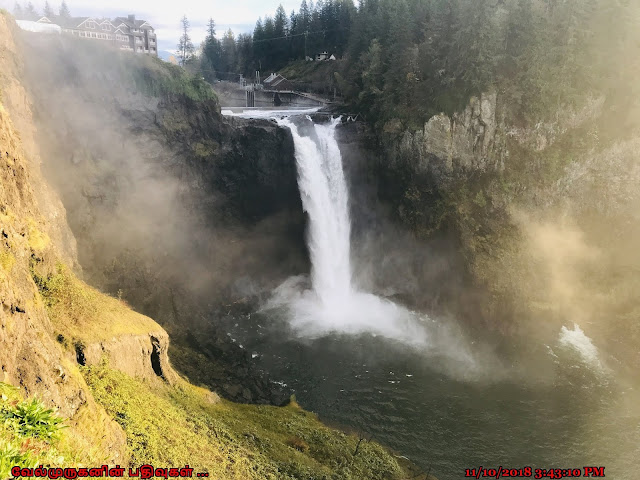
31, 264, 161, 343
84, 364, 410, 480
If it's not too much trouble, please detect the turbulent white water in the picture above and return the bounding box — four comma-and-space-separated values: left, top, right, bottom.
558, 324, 604, 371
270, 117, 430, 346
281, 117, 353, 304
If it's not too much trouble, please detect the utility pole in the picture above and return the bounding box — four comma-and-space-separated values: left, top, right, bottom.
304, 31, 308, 59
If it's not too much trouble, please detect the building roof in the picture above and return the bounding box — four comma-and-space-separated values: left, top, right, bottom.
16, 20, 61, 34
55, 16, 89, 29
42, 14, 154, 31
113, 16, 153, 30
263, 74, 291, 89
271, 77, 289, 87
263, 73, 278, 84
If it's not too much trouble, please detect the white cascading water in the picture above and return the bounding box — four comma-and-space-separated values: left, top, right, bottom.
271, 116, 454, 350
279, 117, 353, 305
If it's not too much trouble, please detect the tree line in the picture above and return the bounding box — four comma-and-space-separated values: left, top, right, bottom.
336, 0, 637, 127
13, 1, 71, 19
177, 0, 637, 126
178, 0, 356, 81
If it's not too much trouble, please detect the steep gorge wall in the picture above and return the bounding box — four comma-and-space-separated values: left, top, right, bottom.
17, 30, 305, 403
359, 89, 640, 368
0, 14, 159, 462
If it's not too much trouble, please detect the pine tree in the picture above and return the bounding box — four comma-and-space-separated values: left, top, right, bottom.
13, 2, 23, 19
220, 29, 237, 75
58, 0, 71, 18
43, 1, 54, 18
253, 18, 265, 69
177, 15, 195, 67
263, 16, 276, 66
274, 5, 289, 37
202, 18, 222, 81
236, 33, 254, 76
273, 5, 289, 64
25, 2, 38, 19
383, 0, 415, 114
299, 0, 311, 31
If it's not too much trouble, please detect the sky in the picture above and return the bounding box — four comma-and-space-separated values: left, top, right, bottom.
2, 0, 303, 52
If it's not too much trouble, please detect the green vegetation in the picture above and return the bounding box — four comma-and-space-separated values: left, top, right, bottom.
338, 0, 639, 128
25, 256, 415, 479
192, 0, 638, 131
53, 38, 216, 104
279, 60, 343, 96
84, 364, 411, 480
31, 263, 161, 343
132, 58, 217, 103
0, 384, 70, 479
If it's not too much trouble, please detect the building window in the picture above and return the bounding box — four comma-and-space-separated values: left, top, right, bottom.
102, 24, 109, 31
91, 32, 96, 38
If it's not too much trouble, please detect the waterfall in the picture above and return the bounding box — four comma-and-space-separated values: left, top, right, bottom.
268, 116, 432, 347
277, 117, 352, 305
263, 114, 485, 375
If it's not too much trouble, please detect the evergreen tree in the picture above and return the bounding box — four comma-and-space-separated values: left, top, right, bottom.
455, 1, 499, 96
253, 18, 266, 70
43, 1, 54, 18
202, 18, 222, 82
358, 39, 384, 118
177, 15, 195, 67
220, 29, 237, 76
13, 2, 23, 19
273, 5, 289, 63
382, 0, 416, 116
236, 33, 255, 75
299, 0, 311, 31
263, 16, 276, 66
25, 2, 38, 18
58, 0, 71, 18
274, 5, 289, 37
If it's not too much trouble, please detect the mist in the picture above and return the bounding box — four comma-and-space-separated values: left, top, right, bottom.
19, 32, 308, 325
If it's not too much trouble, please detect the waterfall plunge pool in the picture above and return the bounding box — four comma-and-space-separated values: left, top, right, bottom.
219, 111, 640, 480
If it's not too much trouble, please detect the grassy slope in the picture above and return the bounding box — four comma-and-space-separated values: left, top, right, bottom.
85, 365, 411, 480
27, 262, 415, 479
278, 60, 343, 96
31, 263, 161, 344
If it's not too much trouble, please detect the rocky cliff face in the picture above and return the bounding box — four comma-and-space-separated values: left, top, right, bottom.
16, 30, 305, 404
0, 14, 146, 462
353, 87, 640, 368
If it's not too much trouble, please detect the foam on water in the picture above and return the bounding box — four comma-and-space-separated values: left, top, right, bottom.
558, 324, 603, 370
